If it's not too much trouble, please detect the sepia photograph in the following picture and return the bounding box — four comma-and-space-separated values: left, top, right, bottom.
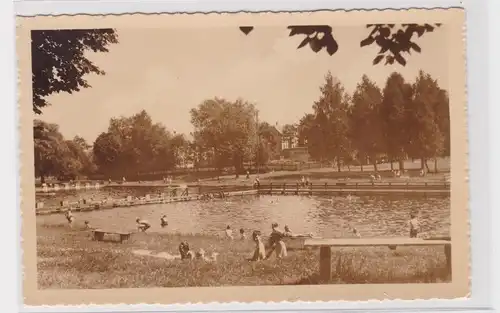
17, 8, 469, 305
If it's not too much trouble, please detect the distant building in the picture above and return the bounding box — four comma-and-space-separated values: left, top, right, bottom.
275, 123, 310, 162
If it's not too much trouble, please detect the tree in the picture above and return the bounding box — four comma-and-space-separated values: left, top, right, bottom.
31, 29, 118, 114
92, 110, 178, 177
350, 75, 384, 171
190, 98, 258, 174
297, 113, 315, 147
407, 70, 447, 172
310, 71, 351, 171
380, 72, 413, 170
34, 120, 92, 182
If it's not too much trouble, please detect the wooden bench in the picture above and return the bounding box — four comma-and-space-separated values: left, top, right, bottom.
304, 237, 452, 283
92, 229, 132, 243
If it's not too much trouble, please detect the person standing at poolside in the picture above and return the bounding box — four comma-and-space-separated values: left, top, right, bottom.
65, 208, 75, 227
408, 212, 421, 238
266, 223, 288, 259
136, 218, 151, 232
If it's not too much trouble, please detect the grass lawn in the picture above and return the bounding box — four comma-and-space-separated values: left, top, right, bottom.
37, 223, 451, 289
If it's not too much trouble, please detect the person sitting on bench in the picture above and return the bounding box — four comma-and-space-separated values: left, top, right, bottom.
160, 215, 168, 228
136, 218, 151, 232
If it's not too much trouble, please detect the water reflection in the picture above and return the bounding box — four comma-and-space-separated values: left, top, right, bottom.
37, 193, 450, 238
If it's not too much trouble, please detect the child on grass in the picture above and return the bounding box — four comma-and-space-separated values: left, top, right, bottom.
251, 230, 266, 261
239, 228, 246, 240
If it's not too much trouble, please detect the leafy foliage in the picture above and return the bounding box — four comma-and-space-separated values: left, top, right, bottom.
349, 75, 384, 171
379, 72, 414, 170
34, 120, 94, 181
92, 110, 181, 177
240, 24, 439, 65
31, 29, 118, 114
287, 25, 338, 56
362, 24, 442, 66
305, 72, 351, 170
190, 98, 258, 173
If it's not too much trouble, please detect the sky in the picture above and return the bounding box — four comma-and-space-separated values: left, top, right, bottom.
38, 25, 449, 143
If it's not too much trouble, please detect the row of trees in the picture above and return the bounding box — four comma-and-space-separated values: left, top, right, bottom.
34, 70, 450, 181
297, 70, 449, 172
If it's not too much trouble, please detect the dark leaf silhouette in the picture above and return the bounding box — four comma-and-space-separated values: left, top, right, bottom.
239, 26, 254, 35
394, 53, 406, 66
360, 36, 375, 47
373, 55, 384, 65
287, 25, 338, 56
237, 23, 440, 66
297, 37, 311, 49
410, 42, 422, 53
364, 23, 440, 67
31, 29, 118, 114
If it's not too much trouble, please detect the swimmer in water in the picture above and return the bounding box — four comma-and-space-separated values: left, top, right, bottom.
136, 218, 151, 232
408, 212, 421, 238
84, 220, 92, 229
160, 215, 168, 228
225, 225, 234, 240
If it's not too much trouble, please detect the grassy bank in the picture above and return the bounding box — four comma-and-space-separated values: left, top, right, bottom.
37, 223, 450, 289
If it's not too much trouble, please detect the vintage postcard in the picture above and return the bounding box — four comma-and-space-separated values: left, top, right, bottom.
17, 8, 469, 306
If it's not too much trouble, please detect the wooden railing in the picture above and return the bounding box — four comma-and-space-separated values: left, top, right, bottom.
256, 181, 449, 193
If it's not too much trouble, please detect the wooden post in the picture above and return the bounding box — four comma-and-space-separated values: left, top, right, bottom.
270, 183, 273, 195
324, 182, 327, 191
295, 183, 299, 195
309, 183, 313, 196
319, 246, 332, 283
444, 243, 452, 279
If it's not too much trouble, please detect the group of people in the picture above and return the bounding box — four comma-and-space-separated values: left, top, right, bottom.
224, 223, 297, 261
135, 215, 169, 232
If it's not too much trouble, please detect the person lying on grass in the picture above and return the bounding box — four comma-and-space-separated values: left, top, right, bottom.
136, 218, 151, 232
179, 241, 218, 262
250, 230, 266, 261
265, 223, 288, 259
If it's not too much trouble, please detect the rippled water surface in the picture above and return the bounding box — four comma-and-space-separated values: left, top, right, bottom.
37, 188, 450, 238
